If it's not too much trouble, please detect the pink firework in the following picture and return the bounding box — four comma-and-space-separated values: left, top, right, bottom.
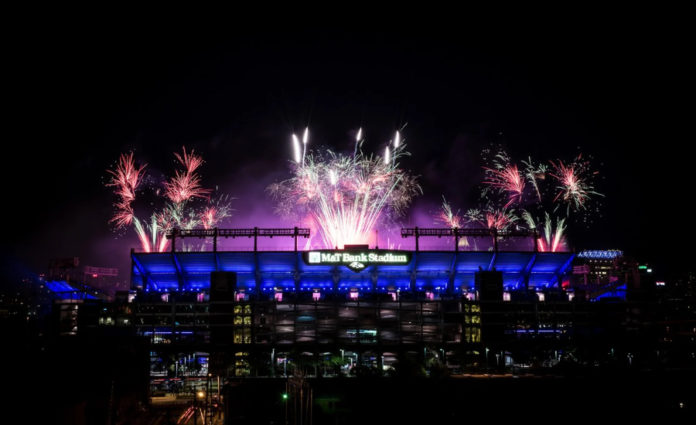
438, 198, 463, 228
110, 205, 135, 229
483, 164, 525, 208
200, 203, 232, 230
107, 147, 231, 253
201, 207, 217, 229
107, 152, 147, 227
548, 157, 600, 210
484, 209, 516, 231
164, 147, 211, 204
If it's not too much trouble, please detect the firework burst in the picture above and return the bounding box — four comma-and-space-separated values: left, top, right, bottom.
435, 198, 472, 248
107, 148, 231, 252
483, 164, 525, 208
549, 155, 603, 212
164, 147, 211, 204
106, 152, 147, 228
437, 197, 464, 228
201, 194, 234, 230
269, 129, 420, 248
483, 208, 518, 231
435, 143, 601, 252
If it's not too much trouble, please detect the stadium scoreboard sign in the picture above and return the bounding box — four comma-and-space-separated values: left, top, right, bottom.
303, 250, 412, 272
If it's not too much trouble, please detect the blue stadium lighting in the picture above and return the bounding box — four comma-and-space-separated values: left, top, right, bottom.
132, 251, 576, 292
593, 284, 627, 301
45, 281, 97, 300
577, 250, 623, 259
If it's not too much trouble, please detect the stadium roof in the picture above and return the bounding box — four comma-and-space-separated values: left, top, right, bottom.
45, 280, 98, 300
132, 251, 575, 293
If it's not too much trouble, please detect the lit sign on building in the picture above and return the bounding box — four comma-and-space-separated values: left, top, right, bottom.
303, 250, 411, 272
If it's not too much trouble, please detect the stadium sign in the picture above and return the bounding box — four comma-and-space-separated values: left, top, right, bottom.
303, 250, 411, 272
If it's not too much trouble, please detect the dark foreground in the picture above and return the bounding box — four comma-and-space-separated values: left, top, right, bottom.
224, 372, 694, 424
14, 371, 694, 424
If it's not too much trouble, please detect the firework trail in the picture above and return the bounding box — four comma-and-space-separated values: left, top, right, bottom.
483, 163, 525, 207
302, 127, 309, 163
521, 157, 547, 202
133, 215, 170, 253
437, 197, 463, 228
523, 211, 567, 252
269, 129, 420, 249
549, 155, 603, 213
292, 134, 302, 164
353, 127, 363, 159
132, 216, 152, 253
436, 197, 470, 248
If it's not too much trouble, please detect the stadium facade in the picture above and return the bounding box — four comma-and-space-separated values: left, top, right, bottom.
125, 227, 637, 379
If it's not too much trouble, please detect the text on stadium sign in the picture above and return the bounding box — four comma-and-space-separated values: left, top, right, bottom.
303, 250, 411, 272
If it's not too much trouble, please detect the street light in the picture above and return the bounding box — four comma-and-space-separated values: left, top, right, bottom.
193, 388, 205, 425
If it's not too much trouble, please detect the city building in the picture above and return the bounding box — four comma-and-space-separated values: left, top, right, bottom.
126, 227, 659, 382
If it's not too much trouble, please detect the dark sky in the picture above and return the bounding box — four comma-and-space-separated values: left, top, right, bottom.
4, 20, 691, 280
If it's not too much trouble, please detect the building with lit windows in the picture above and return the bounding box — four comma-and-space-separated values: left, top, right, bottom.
127, 227, 603, 379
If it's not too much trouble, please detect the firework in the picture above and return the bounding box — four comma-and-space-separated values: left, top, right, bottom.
483, 208, 518, 231
164, 147, 211, 204
269, 131, 420, 248
107, 152, 147, 228
133, 215, 170, 253
154, 147, 214, 248
521, 157, 547, 202
292, 134, 302, 164
483, 164, 525, 208
437, 198, 471, 247
438, 197, 463, 228
549, 155, 603, 212
354, 127, 363, 159
523, 211, 567, 252
302, 127, 309, 165
107, 148, 231, 252
201, 194, 234, 230
435, 145, 602, 252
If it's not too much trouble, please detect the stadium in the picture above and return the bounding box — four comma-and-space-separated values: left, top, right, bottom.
125, 226, 629, 381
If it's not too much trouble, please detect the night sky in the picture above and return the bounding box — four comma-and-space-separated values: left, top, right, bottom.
4, 21, 691, 281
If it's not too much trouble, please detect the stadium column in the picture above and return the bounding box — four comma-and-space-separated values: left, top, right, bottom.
415, 226, 420, 252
